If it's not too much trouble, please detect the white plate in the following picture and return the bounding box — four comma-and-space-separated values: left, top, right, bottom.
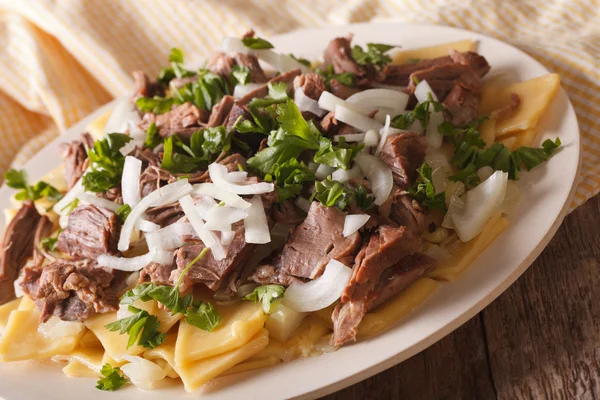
0, 22, 580, 400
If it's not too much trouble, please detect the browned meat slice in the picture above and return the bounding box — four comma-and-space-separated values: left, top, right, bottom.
365, 253, 435, 311
21, 260, 117, 322
61, 133, 94, 190
139, 166, 177, 197
131, 146, 161, 166
332, 225, 420, 345
142, 102, 208, 139
97, 186, 123, 204
320, 111, 357, 137
329, 79, 361, 100
226, 103, 251, 130
139, 262, 175, 286
132, 70, 164, 100
236, 68, 302, 105
449, 50, 491, 77
380, 56, 453, 86
323, 36, 365, 76
0, 201, 42, 304
293, 73, 326, 100
207, 95, 235, 127
442, 68, 483, 126
146, 202, 184, 227
272, 200, 305, 224
271, 202, 361, 281
251, 263, 301, 287
379, 188, 427, 234
407, 64, 473, 92
57, 204, 120, 259
172, 225, 253, 291
235, 53, 269, 83
32, 215, 53, 268
207, 53, 236, 79
379, 132, 427, 188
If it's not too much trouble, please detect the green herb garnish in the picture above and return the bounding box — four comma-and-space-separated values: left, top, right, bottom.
408, 163, 447, 213
351, 43, 395, 68
95, 363, 128, 391
244, 285, 285, 313
242, 36, 274, 50
82, 133, 132, 192
104, 306, 165, 349
4, 169, 62, 202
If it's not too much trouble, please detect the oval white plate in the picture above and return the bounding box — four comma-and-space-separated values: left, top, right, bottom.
0, 22, 580, 400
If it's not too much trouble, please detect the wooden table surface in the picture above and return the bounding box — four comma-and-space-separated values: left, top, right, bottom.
325, 195, 600, 400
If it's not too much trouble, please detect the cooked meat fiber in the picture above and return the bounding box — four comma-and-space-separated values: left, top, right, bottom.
0, 201, 42, 305
32, 215, 53, 268
236, 68, 302, 105
207, 95, 235, 127
332, 225, 420, 346
234, 53, 269, 83
142, 102, 208, 139
139, 262, 175, 286
21, 260, 117, 323
329, 79, 361, 100
207, 53, 236, 79
323, 36, 365, 76
381, 56, 454, 86
57, 204, 120, 259
146, 202, 184, 227
61, 132, 94, 190
442, 68, 483, 126
293, 73, 327, 100
132, 70, 164, 100
379, 132, 427, 188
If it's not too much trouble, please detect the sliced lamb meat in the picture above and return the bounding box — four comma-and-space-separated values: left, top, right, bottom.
293, 73, 326, 100
144, 102, 208, 139
320, 111, 357, 137
442, 68, 483, 126
407, 64, 473, 92
323, 36, 365, 76
146, 202, 184, 227
449, 50, 491, 77
226, 103, 251, 130
332, 225, 420, 345
32, 215, 53, 268
380, 56, 453, 86
139, 166, 177, 197
234, 53, 269, 83
365, 253, 435, 311
236, 68, 302, 105
139, 262, 175, 286
171, 225, 253, 291
0, 201, 42, 305
251, 263, 300, 287
264, 202, 361, 282
132, 70, 164, 100
20, 260, 117, 323
379, 188, 427, 234
97, 186, 123, 204
57, 204, 120, 259
207, 95, 235, 127
61, 132, 94, 190
207, 53, 236, 79
378, 132, 427, 188
272, 200, 305, 224
329, 79, 361, 100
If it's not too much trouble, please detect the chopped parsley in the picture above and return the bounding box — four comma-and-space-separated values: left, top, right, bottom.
268, 159, 315, 201
315, 65, 355, 89
4, 169, 62, 202
244, 285, 285, 313
391, 93, 446, 130
313, 137, 363, 170
39, 229, 62, 252
353, 184, 375, 211
242, 36, 274, 50
157, 47, 195, 85
116, 204, 132, 222
408, 163, 447, 214
351, 43, 395, 69
231, 64, 251, 86
104, 306, 165, 349
82, 133, 132, 192
289, 54, 311, 68
135, 96, 174, 114
96, 363, 128, 391
312, 178, 352, 210
60, 198, 79, 214
144, 122, 161, 148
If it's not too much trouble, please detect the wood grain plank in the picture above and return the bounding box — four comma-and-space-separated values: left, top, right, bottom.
482, 196, 600, 399
325, 315, 496, 400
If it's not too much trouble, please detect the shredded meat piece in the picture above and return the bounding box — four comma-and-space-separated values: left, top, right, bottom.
32, 215, 53, 268
323, 35, 365, 76
61, 133, 94, 190
57, 204, 120, 259
21, 260, 117, 323
293, 73, 326, 100
139, 262, 175, 286
329, 79, 361, 100
0, 201, 42, 305
236, 69, 302, 105
132, 70, 164, 100
207, 95, 235, 127
235, 53, 269, 83
142, 102, 208, 139
378, 132, 427, 188
207, 53, 235, 79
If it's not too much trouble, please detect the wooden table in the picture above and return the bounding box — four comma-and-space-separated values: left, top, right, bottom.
325, 195, 600, 399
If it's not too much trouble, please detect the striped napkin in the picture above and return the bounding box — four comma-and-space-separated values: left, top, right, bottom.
0, 0, 597, 210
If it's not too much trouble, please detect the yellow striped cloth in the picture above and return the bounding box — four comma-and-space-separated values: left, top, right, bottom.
0, 0, 598, 210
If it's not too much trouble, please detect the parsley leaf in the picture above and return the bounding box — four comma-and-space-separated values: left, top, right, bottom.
39, 229, 62, 252
315, 65, 355, 89
161, 126, 231, 173
157, 47, 195, 85
173, 69, 230, 111
83, 133, 132, 192
184, 302, 221, 331
313, 137, 363, 170
408, 163, 447, 213
60, 198, 79, 214
268, 81, 289, 100
144, 122, 161, 148
270, 159, 315, 201
353, 184, 375, 211
289, 54, 311, 68
242, 36, 274, 49
312, 178, 352, 210
514, 138, 562, 170
392, 94, 446, 130
96, 363, 128, 391
4, 169, 63, 203
135, 96, 174, 114
244, 285, 285, 313
231, 64, 251, 86
104, 306, 165, 349
116, 204, 132, 222
351, 43, 395, 68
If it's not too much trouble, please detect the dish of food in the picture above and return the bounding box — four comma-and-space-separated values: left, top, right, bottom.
0, 22, 579, 399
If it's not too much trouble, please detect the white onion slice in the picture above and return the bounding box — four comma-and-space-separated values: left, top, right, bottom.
244, 195, 271, 244
137, 218, 160, 233
98, 249, 173, 271
283, 259, 352, 312
255, 49, 310, 73
318, 91, 375, 116
179, 194, 226, 260
294, 197, 311, 212
414, 79, 439, 103
204, 205, 248, 231
453, 171, 508, 242
121, 355, 167, 390
346, 89, 409, 116
195, 195, 218, 218
38, 317, 85, 340
192, 183, 251, 210
294, 87, 327, 117
119, 139, 144, 156
307, 162, 318, 173
118, 179, 192, 252
331, 165, 363, 183
363, 129, 380, 148
225, 170, 248, 183
333, 133, 365, 142
122, 156, 142, 207
146, 220, 196, 251
354, 153, 393, 205
221, 231, 235, 246
208, 163, 274, 195
375, 114, 405, 156
104, 97, 142, 135
315, 164, 335, 180
477, 166, 494, 182
53, 176, 85, 215
334, 105, 383, 133
221, 37, 252, 54
426, 111, 444, 148
343, 214, 371, 237
77, 193, 121, 212
233, 83, 263, 98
